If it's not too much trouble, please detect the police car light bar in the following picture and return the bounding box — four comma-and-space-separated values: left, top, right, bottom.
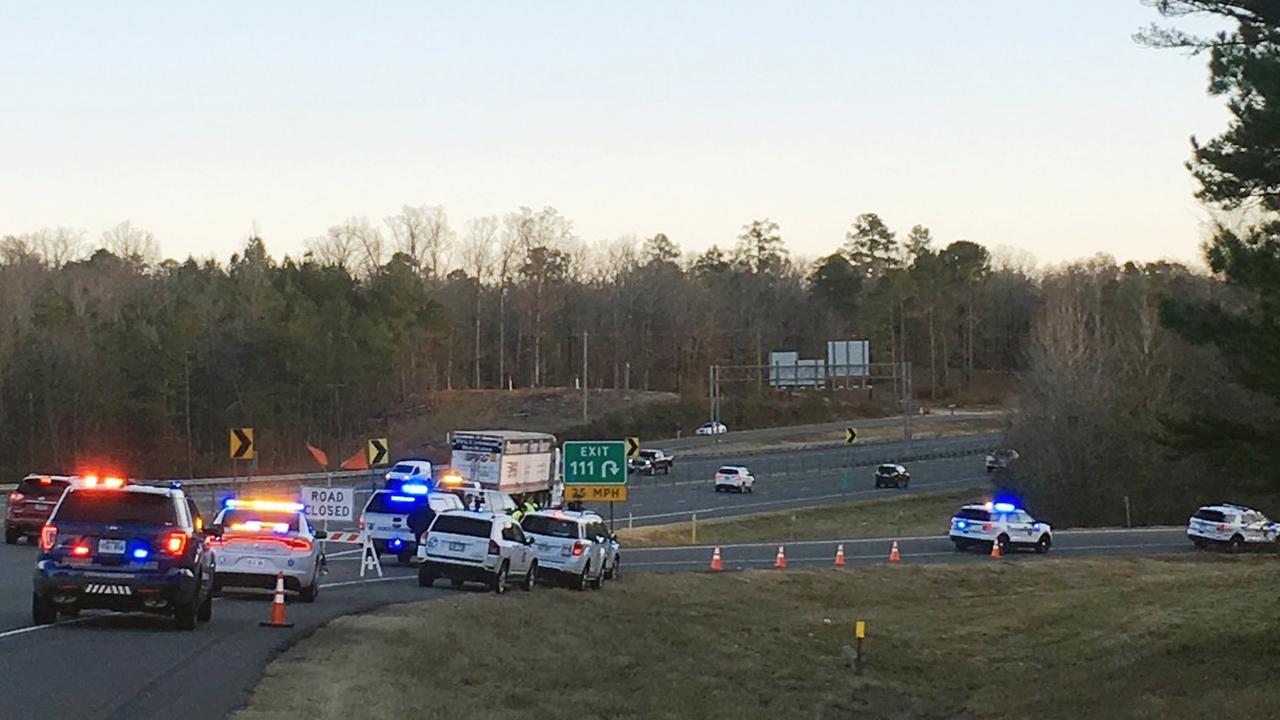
400, 482, 429, 495
223, 499, 305, 513
389, 495, 420, 503
229, 521, 291, 534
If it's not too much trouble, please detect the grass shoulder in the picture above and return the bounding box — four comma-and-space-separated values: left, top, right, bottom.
235, 556, 1280, 720
619, 488, 983, 547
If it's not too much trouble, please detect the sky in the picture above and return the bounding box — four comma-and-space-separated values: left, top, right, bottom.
0, 1, 1231, 269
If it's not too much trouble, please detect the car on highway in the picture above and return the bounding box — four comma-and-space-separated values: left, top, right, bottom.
210, 499, 327, 602
985, 449, 1019, 472
1187, 504, 1280, 552
873, 464, 910, 489
629, 449, 674, 475
714, 465, 755, 493
695, 421, 728, 436
417, 511, 538, 593
33, 483, 215, 630
6, 474, 74, 544
520, 509, 616, 590
384, 459, 433, 491
948, 501, 1052, 554
361, 486, 465, 562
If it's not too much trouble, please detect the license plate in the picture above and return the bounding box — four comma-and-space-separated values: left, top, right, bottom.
449, 542, 466, 552
35, 503, 50, 511
98, 539, 126, 554
244, 558, 269, 569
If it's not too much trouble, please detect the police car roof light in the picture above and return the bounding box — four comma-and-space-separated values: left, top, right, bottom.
224, 499, 304, 513
400, 483, 429, 495
389, 495, 420, 503
992, 502, 1018, 513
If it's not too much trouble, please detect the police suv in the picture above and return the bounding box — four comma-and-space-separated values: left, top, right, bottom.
520, 510, 617, 590
1187, 504, 1280, 552
417, 511, 538, 593
210, 499, 326, 602
33, 484, 216, 630
361, 485, 465, 562
948, 501, 1052, 554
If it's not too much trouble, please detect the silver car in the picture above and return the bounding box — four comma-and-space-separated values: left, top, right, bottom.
417, 511, 537, 593
520, 510, 617, 590
210, 500, 326, 602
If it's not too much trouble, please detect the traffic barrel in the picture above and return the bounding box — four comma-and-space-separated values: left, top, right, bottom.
259, 572, 294, 629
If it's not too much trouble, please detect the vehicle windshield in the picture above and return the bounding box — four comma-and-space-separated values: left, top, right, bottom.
430, 514, 492, 538
877, 465, 898, 473
717, 467, 738, 475
54, 491, 176, 527
522, 515, 580, 538
956, 508, 991, 521
1193, 508, 1228, 523
639, 450, 658, 459
389, 463, 421, 475
15, 477, 70, 501
220, 509, 300, 533
365, 491, 427, 514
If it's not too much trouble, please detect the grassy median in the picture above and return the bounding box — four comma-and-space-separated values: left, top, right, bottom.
234, 556, 1280, 720
618, 488, 983, 547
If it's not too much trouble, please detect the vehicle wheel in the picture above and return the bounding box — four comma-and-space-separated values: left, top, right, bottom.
4, 528, 19, 545
197, 593, 213, 622
396, 550, 414, 565
418, 567, 437, 588
713, 486, 721, 493
32, 594, 57, 626
174, 597, 198, 631
523, 562, 537, 592
59, 607, 80, 617
576, 562, 591, 592
590, 564, 604, 590
491, 562, 509, 594
664, 466, 671, 475
996, 535, 1010, 554
646, 468, 655, 477
1035, 535, 1051, 554
1192, 538, 1207, 550
952, 540, 968, 552
299, 576, 318, 603
1229, 535, 1244, 554
451, 578, 465, 589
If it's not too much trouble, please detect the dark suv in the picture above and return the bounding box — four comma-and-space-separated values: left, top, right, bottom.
33, 485, 217, 630
6, 475, 73, 545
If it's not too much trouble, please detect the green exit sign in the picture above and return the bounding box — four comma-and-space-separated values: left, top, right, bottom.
563, 441, 627, 485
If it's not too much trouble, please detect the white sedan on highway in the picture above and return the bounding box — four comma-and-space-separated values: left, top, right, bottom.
714, 465, 754, 493
210, 499, 327, 602
696, 421, 728, 436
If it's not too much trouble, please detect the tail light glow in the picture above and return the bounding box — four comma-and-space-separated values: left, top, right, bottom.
71, 543, 91, 557
8, 492, 23, 503
40, 525, 58, 550
164, 532, 188, 555
487, 539, 500, 555
571, 541, 586, 557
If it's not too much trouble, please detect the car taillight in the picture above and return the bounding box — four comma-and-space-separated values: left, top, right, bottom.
40, 525, 57, 550
571, 541, 586, 557
358, 516, 365, 530
164, 532, 188, 556
285, 538, 312, 552
71, 543, 91, 557
1217, 524, 1227, 532
8, 492, 23, 504
488, 539, 500, 555
983, 523, 993, 532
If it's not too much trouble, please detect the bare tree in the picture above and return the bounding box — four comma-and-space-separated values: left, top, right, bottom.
497, 209, 534, 388
32, 227, 87, 267
101, 221, 159, 265
309, 218, 383, 274
385, 205, 453, 280
462, 216, 498, 388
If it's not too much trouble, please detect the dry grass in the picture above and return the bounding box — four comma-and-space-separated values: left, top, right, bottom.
234, 556, 1280, 720
618, 489, 983, 547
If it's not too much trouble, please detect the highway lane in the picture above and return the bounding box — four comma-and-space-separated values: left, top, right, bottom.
621, 526, 1195, 572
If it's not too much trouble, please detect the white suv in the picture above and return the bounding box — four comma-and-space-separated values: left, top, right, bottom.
948, 502, 1052, 554
417, 511, 538, 593
714, 466, 754, 493
520, 510, 617, 590
1188, 504, 1279, 552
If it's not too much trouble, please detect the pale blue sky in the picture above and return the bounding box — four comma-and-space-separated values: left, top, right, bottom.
0, 1, 1228, 267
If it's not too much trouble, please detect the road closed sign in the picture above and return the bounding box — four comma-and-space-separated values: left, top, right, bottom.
301, 486, 355, 523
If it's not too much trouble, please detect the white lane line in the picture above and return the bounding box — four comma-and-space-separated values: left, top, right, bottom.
625, 542, 1190, 568
319, 574, 417, 589
0, 617, 92, 640
630, 527, 1187, 552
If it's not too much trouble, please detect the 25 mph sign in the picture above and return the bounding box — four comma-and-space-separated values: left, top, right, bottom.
301, 486, 355, 523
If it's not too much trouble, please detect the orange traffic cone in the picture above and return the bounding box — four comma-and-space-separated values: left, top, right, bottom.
774, 545, 787, 569
990, 538, 1003, 559
889, 540, 901, 563
710, 546, 724, 572
259, 572, 294, 628
834, 544, 846, 567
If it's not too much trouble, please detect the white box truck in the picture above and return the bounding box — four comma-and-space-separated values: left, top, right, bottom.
448, 430, 560, 507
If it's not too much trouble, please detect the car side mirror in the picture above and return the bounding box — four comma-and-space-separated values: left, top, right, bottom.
314, 530, 328, 540
524, 536, 535, 545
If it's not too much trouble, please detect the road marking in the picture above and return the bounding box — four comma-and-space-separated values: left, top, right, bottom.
629, 527, 1187, 552
0, 617, 92, 640
626, 542, 1190, 568
320, 574, 417, 589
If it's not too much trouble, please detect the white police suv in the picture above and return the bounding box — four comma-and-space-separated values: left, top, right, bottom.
948, 501, 1052, 554
361, 484, 464, 562
520, 510, 616, 590
1187, 504, 1279, 552
417, 511, 538, 593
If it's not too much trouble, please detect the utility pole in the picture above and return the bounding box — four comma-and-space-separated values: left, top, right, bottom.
581, 330, 588, 423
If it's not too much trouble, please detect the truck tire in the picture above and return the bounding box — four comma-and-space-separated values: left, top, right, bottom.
491, 562, 509, 594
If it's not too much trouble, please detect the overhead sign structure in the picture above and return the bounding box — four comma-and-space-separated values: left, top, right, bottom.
566, 485, 628, 502
625, 437, 640, 458
301, 486, 355, 524
563, 441, 627, 485
230, 427, 254, 460
845, 428, 857, 444
367, 438, 389, 466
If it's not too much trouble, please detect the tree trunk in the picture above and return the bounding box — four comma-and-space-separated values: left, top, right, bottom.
497, 286, 506, 389
928, 307, 937, 400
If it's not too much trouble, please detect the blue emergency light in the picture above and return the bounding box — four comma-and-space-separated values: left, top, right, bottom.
400, 482, 429, 495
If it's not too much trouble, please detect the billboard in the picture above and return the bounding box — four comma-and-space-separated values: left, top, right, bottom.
827, 339, 870, 378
